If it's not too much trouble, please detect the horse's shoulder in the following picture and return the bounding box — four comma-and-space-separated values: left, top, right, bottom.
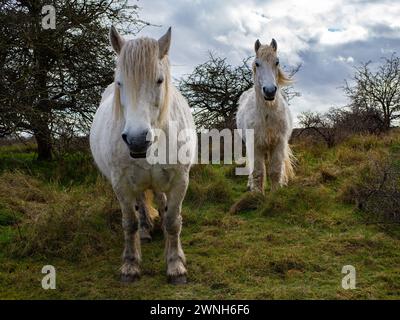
239, 89, 257, 118
239, 88, 255, 106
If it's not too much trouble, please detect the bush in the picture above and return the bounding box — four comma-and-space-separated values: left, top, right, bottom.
341, 156, 400, 223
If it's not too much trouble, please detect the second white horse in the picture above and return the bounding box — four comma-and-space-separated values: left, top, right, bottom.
237, 38, 295, 193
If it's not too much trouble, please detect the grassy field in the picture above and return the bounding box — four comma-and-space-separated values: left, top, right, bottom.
0, 132, 399, 299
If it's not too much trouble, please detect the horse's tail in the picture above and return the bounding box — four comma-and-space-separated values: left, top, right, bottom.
282, 145, 296, 185
138, 190, 159, 242
143, 190, 159, 223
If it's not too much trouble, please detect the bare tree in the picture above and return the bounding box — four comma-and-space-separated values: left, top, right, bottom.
298, 104, 385, 147
335, 106, 384, 135
344, 54, 400, 131
298, 110, 338, 147
178, 53, 252, 129
179, 53, 300, 130
0, 0, 148, 160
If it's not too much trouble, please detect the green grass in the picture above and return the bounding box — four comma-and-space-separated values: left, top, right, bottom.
0, 132, 399, 299
0, 143, 98, 186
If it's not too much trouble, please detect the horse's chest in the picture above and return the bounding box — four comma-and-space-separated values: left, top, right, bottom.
150, 166, 177, 192
256, 116, 281, 149
123, 163, 178, 193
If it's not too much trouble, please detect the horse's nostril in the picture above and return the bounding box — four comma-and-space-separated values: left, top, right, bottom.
122, 133, 129, 145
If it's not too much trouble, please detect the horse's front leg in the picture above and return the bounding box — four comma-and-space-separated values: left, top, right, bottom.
164, 172, 189, 284
269, 141, 286, 191
114, 184, 141, 282
250, 147, 266, 194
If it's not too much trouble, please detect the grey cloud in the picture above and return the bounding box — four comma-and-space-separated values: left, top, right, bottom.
134, 0, 400, 122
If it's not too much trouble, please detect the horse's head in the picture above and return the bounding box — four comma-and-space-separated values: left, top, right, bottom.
253, 38, 290, 103
110, 26, 172, 158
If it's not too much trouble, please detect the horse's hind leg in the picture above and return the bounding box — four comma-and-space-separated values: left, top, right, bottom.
137, 192, 153, 243
164, 173, 188, 284
114, 185, 141, 282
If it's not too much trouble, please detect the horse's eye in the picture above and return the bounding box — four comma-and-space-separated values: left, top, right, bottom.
255, 62, 260, 67
157, 77, 164, 85
116, 81, 122, 87
276, 59, 279, 66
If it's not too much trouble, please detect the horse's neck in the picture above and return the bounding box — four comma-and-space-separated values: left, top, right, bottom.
254, 88, 282, 115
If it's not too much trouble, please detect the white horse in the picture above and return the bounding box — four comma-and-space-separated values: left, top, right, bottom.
237, 39, 295, 193
90, 27, 196, 284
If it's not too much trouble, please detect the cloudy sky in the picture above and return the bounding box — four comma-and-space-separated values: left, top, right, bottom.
132, 0, 400, 123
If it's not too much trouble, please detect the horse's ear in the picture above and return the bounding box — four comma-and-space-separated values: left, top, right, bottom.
255, 39, 261, 53
270, 38, 277, 52
158, 27, 172, 59
110, 25, 125, 54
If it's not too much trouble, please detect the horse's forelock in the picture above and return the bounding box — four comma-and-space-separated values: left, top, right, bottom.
256, 45, 276, 60
113, 84, 122, 119
119, 38, 159, 85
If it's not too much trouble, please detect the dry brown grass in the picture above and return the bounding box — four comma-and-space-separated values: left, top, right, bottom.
0, 172, 121, 260
229, 192, 265, 214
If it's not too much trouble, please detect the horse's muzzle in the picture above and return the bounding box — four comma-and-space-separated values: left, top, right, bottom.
122, 131, 152, 159
263, 85, 277, 101
128, 141, 152, 159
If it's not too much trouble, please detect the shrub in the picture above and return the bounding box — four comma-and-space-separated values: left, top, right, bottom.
341, 156, 400, 223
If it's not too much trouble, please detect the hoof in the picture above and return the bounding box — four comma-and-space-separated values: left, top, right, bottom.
120, 273, 140, 283
168, 274, 187, 285
140, 229, 152, 243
